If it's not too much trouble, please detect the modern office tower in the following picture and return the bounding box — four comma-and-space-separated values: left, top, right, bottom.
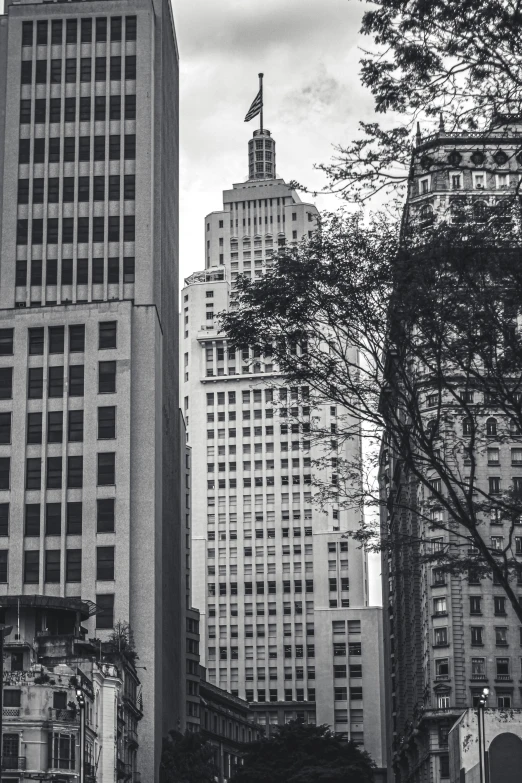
0, 0, 181, 779
181, 128, 387, 777
380, 117, 522, 783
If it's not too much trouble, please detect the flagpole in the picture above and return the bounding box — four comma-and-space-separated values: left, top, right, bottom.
259, 72, 264, 132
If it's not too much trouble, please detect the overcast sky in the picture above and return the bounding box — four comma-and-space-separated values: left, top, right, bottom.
175, 0, 374, 283
174, 0, 382, 604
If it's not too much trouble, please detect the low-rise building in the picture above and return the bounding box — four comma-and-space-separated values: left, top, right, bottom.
199, 669, 262, 783
1, 595, 141, 782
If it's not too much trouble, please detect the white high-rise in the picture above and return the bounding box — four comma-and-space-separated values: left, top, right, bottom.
181, 127, 386, 777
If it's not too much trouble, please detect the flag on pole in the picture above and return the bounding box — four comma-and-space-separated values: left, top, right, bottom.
244, 88, 263, 123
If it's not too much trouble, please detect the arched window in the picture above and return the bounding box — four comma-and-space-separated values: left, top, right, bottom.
486, 417, 497, 436
473, 200, 488, 223
463, 418, 473, 435
426, 418, 438, 436
510, 419, 521, 436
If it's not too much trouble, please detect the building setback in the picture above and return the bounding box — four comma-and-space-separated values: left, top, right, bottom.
0, 0, 182, 779
181, 127, 386, 777
380, 117, 522, 783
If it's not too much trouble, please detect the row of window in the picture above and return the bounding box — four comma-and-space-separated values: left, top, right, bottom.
21, 55, 137, 85
206, 388, 309, 405
206, 409, 310, 422
0, 322, 116, 355
241, 688, 316, 704
434, 655, 522, 678
0, 498, 115, 537
0, 545, 115, 583
208, 580, 314, 596
0, 406, 115, 445
209, 460, 312, 471
16, 257, 135, 286
18, 175, 135, 204
207, 426, 310, 440
208, 475, 312, 489
0, 453, 116, 491
16, 216, 135, 245
0, 361, 116, 401
434, 625, 522, 646
21, 17, 137, 46
19, 134, 135, 166
20, 95, 137, 126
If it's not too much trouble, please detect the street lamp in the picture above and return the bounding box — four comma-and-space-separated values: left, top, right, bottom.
477, 686, 489, 783
76, 687, 85, 783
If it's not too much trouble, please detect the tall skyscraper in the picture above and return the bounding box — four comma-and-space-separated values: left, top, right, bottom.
0, 0, 182, 779
181, 127, 386, 777
380, 117, 522, 783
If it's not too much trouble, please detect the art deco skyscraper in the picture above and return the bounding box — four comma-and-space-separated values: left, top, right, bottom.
0, 0, 182, 779
182, 127, 387, 778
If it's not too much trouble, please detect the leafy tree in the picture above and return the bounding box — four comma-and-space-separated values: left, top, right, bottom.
230, 721, 375, 783
312, 0, 522, 200
159, 730, 218, 783
107, 620, 138, 662
221, 208, 522, 624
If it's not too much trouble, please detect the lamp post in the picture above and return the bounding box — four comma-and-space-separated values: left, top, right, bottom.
76, 687, 85, 783
477, 686, 489, 783
0, 624, 13, 783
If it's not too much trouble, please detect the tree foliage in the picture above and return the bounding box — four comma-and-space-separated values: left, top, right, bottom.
159, 730, 218, 783
230, 721, 375, 783
221, 208, 522, 624
316, 0, 522, 199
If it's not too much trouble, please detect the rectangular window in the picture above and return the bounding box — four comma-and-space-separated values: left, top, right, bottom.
26, 458, 41, 490
45, 550, 60, 583
69, 365, 84, 397
99, 322, 117, 349
45, 503, 61, 536
66, 502, 82, 536
97, 453, 115, 486
123, 215, 135, 240
96, 18, 107, 42
97, 547, 115, 580
47, 457, 62, 489
125, 94, 136, 120
124, 257, 135, 283
110, 95, 121, 120
63, 177, 75, 203
25, 504, 40, 537
67, 457, 83, 489
66, 550, 82, 582
68, 410, 84, 443
96, 594, 114, 628
24, 551, 39, 584
47, 411, 63, 444
98, 407, 116, 439
69, 326, 85, 353
126, 16, 137, 40
124, 135, 136, 160
80, 58, 91, 82
99, 361, 116, 393
0, 413, 11, 445
0, 505, 8, 537
108, 175, 120, 200
97, 499, 115, 533
124, 174, 135, 200
48, 366, 64, 398
0, 368, 12, 400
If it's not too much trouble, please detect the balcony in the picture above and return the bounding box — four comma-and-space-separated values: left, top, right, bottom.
2, 756, 26, 771
2, 708, 20, 718
470, 674, 488, 681
494, 674, 512, 682
48, 707, 79, 722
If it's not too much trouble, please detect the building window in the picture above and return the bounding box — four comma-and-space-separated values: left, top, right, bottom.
97, 499, 115, 533
471, 627, 484, 646
97, 547, 115, 580
25, 505, 40, 537
99, 322, 117, 350
67, 457, 83, 489
68, 411, 84, 443
24, 551, 39, 584
434, 628, 448, 646
66, 550, 82, 583
45, 503, 61, 536
49, 732, 76, 770
45, 550, 60, 583
97, 453, 115, 486
96, 594, 115, 629
99, 361, 116, 393
0, 550, 7, 583
66, 503, 82, 536
0, 368, 12, 401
